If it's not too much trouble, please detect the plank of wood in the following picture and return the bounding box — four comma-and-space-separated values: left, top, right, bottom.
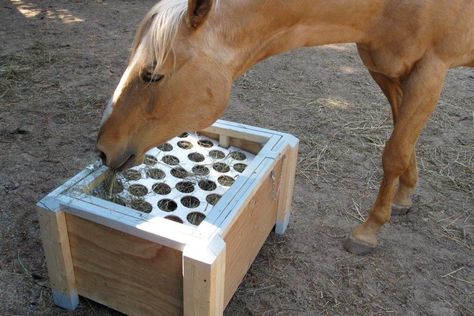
275, 143, 299, 235
219, 134, 230, 148
221, 158, 284, 305
201, 135, 282, 235
37, 207, 78, 310
228, 137, 263, 154
65, 214, 183, 316
58, 194, 194, 250
213, 119, 294, 139
211, 158, 275, 235
204, 125, 270, 144
199, 130, 264, 154
183, 235, 226, 316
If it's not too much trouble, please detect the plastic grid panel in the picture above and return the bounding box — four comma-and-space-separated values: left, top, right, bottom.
99, 132, 255, 227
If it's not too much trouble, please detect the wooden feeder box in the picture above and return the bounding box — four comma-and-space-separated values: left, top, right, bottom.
37, 120, 298, 315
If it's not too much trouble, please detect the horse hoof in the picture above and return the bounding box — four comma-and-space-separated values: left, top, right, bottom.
343, 234, 376, 255
391, 203, 411, 216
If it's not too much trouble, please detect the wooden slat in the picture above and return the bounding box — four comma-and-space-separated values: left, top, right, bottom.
199, 130, 263, 154
213, 120, 293, 139
204, 125, 270, 143
275, 143, 299, 234
58, 194, 194, 250
183, 236, 226, 316
283, 144, 298, 218
37, 208, 78, 310
211, 157, 275, 236
228, 137, 263, 154
219, 134, 230, 148
222, 158, 284, 305
197, 131, 220, 141
65, 214, 183, 316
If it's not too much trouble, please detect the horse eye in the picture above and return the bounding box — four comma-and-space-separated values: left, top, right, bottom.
141, 71, 164, 83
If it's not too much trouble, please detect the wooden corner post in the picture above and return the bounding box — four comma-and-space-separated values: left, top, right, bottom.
183, 233, 226, 316
275, 141, 299, 235
37, 202, 78, 311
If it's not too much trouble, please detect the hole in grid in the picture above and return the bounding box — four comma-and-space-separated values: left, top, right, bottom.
157, 143, 173, 151
179, 132, 189, 138
147, 168, 165, 180
171, 167, 190, 179
122, 169, 141, 181
197, 139, 213, 148
229, 151, 246, 160
152, 183, 172, 195
177, 140, 193, 149
188, 152, 205, 162
176, 181, 195, 193
165, 215, 184, 224
218, 175, 234, 187
157, 199, 177, 212
198, 180, 217, 191
192, 165, 209, 176
162, 155, 180, 165
213, 162, 230, 173
128, 184, 148, 197
233, 163, 247, 173
131, 199, 153, 213
206, 194, 221, 206
187, 212, 206, 225
181, 196, 200, 208
144, 155, 158, 166
209, 150, 225, 159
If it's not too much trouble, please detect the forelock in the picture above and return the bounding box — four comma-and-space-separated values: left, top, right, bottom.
131, 0, 188, 72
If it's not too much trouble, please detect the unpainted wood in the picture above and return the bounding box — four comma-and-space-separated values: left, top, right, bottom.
204, 125, 269, 144
183, 236, 226, 316
65, 214, 183, 316
61, 196, 193, 251
219, 134, 230, 148
199, 130, 264, 154
37, 208, 78, 309
228, 137, 263, 154
198, 130, 220, 141
222, 158, 284, 305
275, 144, 299, 234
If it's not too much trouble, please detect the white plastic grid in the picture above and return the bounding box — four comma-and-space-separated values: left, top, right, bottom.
99, 132, 255, 227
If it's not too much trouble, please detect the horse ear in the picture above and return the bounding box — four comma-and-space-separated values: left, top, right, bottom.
187, 0, 213, 28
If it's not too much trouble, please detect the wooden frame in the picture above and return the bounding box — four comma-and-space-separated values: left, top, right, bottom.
37, 120, 298, 315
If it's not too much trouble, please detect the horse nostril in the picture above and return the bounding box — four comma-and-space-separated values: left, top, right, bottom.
99, 151, 107, 165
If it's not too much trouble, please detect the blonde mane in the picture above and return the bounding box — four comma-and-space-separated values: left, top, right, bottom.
131, 0, 188, 72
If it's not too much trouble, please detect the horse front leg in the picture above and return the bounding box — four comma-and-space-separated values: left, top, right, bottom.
366, 70, 418, 215
344, 54, 448, 255
392, 148, 418, 214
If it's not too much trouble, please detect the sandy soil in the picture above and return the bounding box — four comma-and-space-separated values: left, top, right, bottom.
1, 1, 473, 315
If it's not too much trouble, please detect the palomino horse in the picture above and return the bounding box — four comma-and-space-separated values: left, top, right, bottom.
96, 0, 474, 254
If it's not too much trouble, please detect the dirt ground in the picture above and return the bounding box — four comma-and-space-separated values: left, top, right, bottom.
1, 1, 473, 315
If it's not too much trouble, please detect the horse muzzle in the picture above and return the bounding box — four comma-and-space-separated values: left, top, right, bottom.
96, 141, 138, 171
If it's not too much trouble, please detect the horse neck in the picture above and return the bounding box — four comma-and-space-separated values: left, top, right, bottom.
211, 0, 379, 78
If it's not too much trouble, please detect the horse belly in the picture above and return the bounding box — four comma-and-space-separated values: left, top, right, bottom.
431, 1, 474, 68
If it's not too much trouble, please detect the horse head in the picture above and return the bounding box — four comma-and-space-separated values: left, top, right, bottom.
97, 0, 230, 170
